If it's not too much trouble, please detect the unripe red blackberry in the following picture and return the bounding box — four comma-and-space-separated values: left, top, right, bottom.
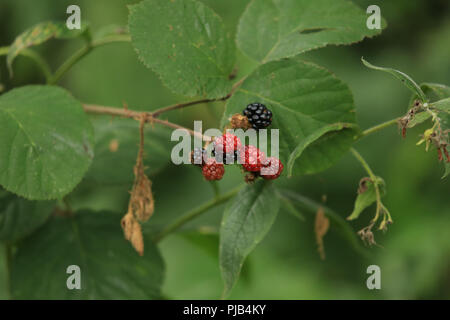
261, 157, 283, 180
243, 103, 272, 130
239, 145, 267, 172
202, 159, 225, 180
212, 133, 242, 164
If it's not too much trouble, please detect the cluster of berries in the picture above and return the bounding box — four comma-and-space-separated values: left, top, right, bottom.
191, 102, 281, 182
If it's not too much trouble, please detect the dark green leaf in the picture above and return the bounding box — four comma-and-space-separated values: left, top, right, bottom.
346, 177, 386, 221
0, 190, 54, 243
11, 210, 165, 299
219, 181, 280, 297
362, 57, 427, 102
129, 0, 235, 98
237, 0, 385, 63
223, 58, 358, 176
0, 85, 94, 200
7, 21, 88, 75
287, 122, 358, 177
85, 118, 172, 185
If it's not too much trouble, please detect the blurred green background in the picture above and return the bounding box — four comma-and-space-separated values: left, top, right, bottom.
0, 0, 449, 299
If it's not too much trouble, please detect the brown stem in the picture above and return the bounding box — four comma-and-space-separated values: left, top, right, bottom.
83, 104, 210, 140
151, 98, 213, 118
150, 76, 246, 118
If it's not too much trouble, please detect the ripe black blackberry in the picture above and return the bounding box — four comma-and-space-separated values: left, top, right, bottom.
243, 103, 272, 130
190, 148, 206, 166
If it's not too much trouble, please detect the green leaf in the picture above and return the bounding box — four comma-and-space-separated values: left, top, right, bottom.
346, 177, 386, 221
362, 57, 427, 102
11, 210, 165, 299
432, 98, 450, 136
287, 122, 358, 177
7, 21, 88, 76
223, 58, 358, 176
0, 85, 94, 200
128, 0, 235, 99
0, 190, 54, 243
432, 97, 450, 113
237, 0, 385, 63
444, 162, 450, 179
219, 180, 280, 298
421, 83, 450, 101
85, 118, 172, 185
407, 111, 431, 128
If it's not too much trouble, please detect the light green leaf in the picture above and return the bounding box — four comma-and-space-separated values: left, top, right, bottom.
7, 21, 88, 75
432, 97, 450, 114
0, 190, 54, 243
432, 98, 450, 136
129, 0, 235, 99
11, 210, 165, 299
223, 58, 358, 176
362, 57, 427, 102
0, 85, 94, 200
237, 0, 385, 63
287, 122, 358, 177
219, 181, 280, 298
421, 83, 450, 100
346, 177, 386, 221
444, 162, 450, 179
85, 118, 172, 185
407, 111, 431, 128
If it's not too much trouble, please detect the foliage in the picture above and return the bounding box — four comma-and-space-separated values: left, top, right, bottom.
0, 0, 448, 299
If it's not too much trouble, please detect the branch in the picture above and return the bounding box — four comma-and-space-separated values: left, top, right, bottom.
150, 76, 247, 118
83, 103, 210, 140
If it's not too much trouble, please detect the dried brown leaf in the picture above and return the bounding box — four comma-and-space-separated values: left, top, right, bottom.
315, 207, 329, 260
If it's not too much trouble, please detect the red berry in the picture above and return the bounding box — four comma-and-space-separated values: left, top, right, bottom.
261, 157, 284, 180
202, 159, 225, 180
239, 145, 267, 172
213, 133, 242, 154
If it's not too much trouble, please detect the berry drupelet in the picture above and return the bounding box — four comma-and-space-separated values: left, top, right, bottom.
243, 103, 272, 130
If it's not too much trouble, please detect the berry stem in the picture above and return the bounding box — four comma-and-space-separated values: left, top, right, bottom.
153, 184, 244, 243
